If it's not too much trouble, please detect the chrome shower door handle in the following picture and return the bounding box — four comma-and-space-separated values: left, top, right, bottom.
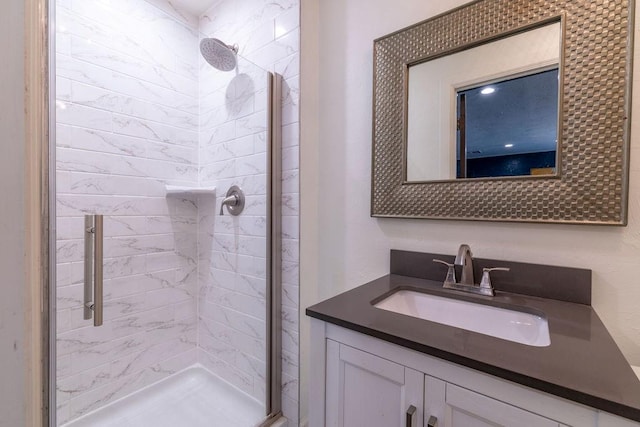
83, 215, 94, 320
94, 215, 103, 326
83, 215, 104, 327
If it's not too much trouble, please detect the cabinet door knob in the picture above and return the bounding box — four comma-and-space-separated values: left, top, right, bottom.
406, 405, 416, 427
427, 415, 438, 427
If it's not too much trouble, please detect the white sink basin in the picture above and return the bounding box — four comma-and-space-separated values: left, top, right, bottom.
374, 290, 550, 347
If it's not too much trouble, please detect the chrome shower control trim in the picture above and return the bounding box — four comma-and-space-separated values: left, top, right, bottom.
219, 185, 245, 216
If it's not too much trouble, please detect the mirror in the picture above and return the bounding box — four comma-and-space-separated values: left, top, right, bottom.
455, 68, 559, 179
371, 0, 632, 225
406, 22, 561, 182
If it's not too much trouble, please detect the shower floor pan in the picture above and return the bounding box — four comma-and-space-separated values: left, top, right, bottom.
63, 365, 265, 427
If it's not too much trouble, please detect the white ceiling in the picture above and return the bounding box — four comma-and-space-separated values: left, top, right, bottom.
170, 0, 214, 17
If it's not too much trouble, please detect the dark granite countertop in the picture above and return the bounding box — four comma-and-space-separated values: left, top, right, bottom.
306, 251, 640, 422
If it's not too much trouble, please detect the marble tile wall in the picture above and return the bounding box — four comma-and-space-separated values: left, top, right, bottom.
55, 0, 200, 423
197, 0, 300, 423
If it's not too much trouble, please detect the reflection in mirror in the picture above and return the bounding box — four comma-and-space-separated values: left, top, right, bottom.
456, 68, 559, 179
406, 22, 561, 182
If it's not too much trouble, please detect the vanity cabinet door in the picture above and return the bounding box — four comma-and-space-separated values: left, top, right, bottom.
442, 382, 561, 427
326, 339, 424, 427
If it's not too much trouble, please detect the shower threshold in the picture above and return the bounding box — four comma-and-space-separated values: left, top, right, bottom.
62, 365, 266, 427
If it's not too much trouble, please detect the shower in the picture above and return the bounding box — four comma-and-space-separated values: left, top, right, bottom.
200, 38, 238, 71
48, 0, 286, 424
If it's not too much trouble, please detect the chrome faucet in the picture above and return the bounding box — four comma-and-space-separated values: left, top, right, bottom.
433, 244, 509, 297
454, 243, 474, 285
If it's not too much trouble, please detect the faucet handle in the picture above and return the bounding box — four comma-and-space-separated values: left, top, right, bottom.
483, 267, 510, 273
433, 259, 456, 286
433, 259, 454, 267
479, 267, 510, 295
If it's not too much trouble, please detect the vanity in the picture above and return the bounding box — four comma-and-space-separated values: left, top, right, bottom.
306, 0, 640, 424
306, 249, 640, 427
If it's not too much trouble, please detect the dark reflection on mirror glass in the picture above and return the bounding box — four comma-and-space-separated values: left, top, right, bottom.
456, 68, 559, 179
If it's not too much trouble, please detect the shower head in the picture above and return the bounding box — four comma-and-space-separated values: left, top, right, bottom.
200, 38, 238, 72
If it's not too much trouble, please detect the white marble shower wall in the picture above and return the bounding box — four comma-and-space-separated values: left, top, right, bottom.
197, 0, 300, 423
55, 0, 200, 424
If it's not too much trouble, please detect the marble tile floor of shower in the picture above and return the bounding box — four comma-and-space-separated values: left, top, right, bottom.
63, 366, 266, 427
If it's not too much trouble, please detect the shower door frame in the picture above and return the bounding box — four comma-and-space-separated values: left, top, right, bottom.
39, 0, 284, 424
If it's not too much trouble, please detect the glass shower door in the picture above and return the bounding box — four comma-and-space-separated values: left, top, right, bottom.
196, 53, 275, 416
52, 0, 280, 425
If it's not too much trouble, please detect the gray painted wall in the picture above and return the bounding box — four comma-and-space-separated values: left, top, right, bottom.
0, 0, 26, 426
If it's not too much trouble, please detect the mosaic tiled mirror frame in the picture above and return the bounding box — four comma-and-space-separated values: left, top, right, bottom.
371, 0, 633, 225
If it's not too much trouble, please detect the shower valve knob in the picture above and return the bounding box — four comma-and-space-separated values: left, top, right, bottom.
219, 185, 245, 216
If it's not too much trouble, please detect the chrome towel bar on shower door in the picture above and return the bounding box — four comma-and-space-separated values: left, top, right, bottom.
84, 214, 104, 327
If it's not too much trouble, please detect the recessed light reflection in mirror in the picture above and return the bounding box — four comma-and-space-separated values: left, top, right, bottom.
456, 68, 559, 179
405, 21, 561, 182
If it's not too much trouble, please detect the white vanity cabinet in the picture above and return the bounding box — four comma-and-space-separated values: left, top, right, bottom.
311, 319, 639, 427
325, 339, 562, 427
325, 340, 424, 427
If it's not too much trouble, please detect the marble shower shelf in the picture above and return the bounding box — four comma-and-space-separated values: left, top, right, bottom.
165, 185, 216, 196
